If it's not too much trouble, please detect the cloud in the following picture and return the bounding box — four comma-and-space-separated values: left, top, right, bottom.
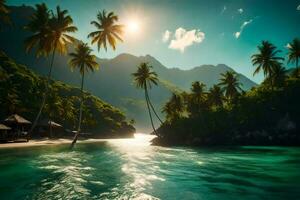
297, 5, 300, 10
234, 19, 253, 39
162, 30, 171, 43
235, 32, 241, 38
286, 43, 292, 49
221, 6, 227, 14
167, 28, 205, 52
238, 8, 243, 14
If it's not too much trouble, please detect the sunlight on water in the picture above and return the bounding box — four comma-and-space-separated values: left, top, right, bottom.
0, 135, 300, 200
106, 133, 162, 199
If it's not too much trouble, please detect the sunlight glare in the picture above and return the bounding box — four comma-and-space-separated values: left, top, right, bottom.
126, 19, 140, 34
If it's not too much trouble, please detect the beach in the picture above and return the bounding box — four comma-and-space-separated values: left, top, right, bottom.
0, 138, 107, 149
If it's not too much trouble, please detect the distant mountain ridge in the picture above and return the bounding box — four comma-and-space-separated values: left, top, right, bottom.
0, 5, 257, 132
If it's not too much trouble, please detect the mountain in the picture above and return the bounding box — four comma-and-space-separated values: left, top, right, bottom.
0, 5, 257, 132
0, 51, 135, 138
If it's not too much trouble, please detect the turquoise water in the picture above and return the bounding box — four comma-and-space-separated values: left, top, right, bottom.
0, 134, 300, 200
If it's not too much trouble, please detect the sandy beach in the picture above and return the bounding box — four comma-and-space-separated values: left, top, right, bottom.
0, 138, 108, 149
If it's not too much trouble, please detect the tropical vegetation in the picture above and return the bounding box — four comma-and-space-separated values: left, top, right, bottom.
0, 51, 134, 138
24, 3, 78, 134
153, 40, 300, 146
68, 42, 99, 146
132, 62, 162, 135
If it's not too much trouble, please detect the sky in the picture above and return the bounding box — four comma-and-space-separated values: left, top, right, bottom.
7, 0, 300, 83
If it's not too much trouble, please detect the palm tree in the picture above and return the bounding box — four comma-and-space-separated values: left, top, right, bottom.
24, 3, 51, 57
162, 93, 184, 122
267, 64, 287, 88
60, 97, 76, 128
191, 81, 206, 102
187, 81, 207, 116
208, 85, 223, 107
43, 89, 62, 138
88, 10, 123, 51
132, 62, 160, 135
251, 41, 284, 89
0, 0, 11, 28
69, 43, 99, 148
25, 5, 77, 135
287, 38, 300, 77
219, 71, 242, 102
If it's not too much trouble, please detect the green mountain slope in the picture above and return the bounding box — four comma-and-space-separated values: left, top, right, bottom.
0, 51, 135, 138
0, 5, 257, 132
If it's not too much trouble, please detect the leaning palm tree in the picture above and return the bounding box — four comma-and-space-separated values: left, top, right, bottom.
132, 62, 159, 135
287, 38, 300, 77
219, 71, 242, 102
25, 5, 77, 134
88, 10, 123, 51
251, 41, 284, 90
69, 43, 99, 148
208, 85, 223, 107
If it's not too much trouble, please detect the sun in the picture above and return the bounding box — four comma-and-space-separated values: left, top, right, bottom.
126, 20, 140, 34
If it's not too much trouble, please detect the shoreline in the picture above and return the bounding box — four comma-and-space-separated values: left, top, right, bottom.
0, 138, 111, 149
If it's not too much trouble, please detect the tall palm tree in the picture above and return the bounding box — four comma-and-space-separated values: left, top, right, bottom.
88, 10, 123, 51
287, 38, 300, 77
24, 3, 51, 57
25, 5, 77, 135
69, 43, 99, 148
0, 0, 11, 28
208, 85, 223, 107
132, 62, 160, 135
251, 41, 284, 89
219, 71, 242, 102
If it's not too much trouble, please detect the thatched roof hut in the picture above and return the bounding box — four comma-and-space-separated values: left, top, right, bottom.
4, 114, 31, 125
39, 120, 62, 128
3, 114, 31, 140
37, 119, 64, 138
0, 124, 11, 130
0, 123, 11, 141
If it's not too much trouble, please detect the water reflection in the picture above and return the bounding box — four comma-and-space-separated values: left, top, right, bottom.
0, 134, 300, 200
106, 133, 162, 199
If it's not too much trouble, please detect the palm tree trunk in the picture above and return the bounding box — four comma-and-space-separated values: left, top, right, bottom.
71, 70, 85, 148
145, 87, 158, 136
145, 91, 163, 124
49, 118, 53, 138
28, 47, 56, 138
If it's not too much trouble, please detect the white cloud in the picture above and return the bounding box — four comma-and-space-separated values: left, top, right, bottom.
168, 28, 205, 52
221, 6, 227, 14
235, 32, 241, 38
234, 19, 253, 39
297, 5, 300, 10
238, 8, 243, 14
286, 43, 292, 49
162, 30, 171, 43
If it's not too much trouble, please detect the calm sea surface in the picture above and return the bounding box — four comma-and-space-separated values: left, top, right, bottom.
0, 134, 299, 200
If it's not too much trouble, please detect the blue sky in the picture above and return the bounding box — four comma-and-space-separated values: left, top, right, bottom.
7, 0, 300, 83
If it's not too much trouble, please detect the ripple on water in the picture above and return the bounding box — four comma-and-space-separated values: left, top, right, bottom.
1, 136, 300, 200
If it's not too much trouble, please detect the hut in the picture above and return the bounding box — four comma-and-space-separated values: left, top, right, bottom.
4, 114, 31, 141
0, 124, 11, 142
37, 119, 64, 138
